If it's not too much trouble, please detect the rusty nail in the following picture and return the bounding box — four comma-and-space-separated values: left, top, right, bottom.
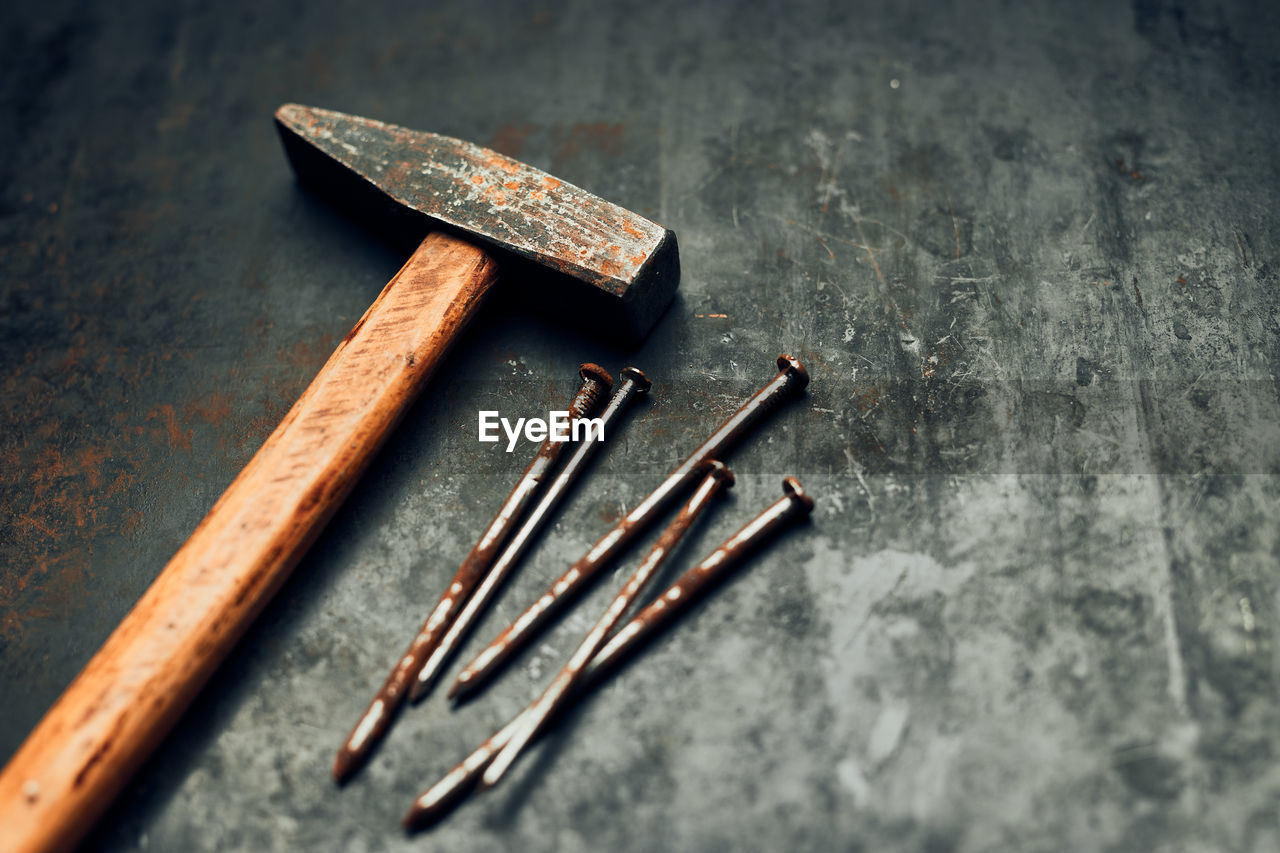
481, 460, 734, 789
403, 476, 814, 829
449, 355, 808, 699
588, 477, 815, 673
407, 367, 652, 703
331, 363, 611, 783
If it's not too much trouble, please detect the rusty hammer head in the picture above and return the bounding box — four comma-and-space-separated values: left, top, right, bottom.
274, 104, 679, 340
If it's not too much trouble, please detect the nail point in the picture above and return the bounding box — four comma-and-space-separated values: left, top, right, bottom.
332, 752, 355, 785
446, 673, 470, 701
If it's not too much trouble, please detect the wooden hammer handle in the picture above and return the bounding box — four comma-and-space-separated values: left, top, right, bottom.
0, 231, 499, 853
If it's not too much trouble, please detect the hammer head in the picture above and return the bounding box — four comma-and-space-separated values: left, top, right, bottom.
275, 104, 679, 340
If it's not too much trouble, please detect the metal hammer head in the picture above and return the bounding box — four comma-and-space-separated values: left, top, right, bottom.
275, 104, 679, 339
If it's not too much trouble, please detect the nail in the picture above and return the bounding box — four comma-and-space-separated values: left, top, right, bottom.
402, 477, 815, 829
450, 355, 808, 699
331, 363, 611, 783
407, 367, 652, 703
480, 461, 734, 790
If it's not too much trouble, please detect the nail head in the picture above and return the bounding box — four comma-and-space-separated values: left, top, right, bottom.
776, 354, 809, 390
578, 362, 613, 388
619, 366, 652, 393
701, 459, 735, 488
782, 476, 815, 513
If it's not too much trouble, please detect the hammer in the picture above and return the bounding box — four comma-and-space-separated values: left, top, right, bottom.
0, 105, 679, 853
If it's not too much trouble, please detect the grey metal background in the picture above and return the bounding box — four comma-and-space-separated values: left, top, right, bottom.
3, 0, 1279, 850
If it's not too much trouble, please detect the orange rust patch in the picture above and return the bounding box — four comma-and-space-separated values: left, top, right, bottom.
185, 392, 233, 425
122, 507, 144, 535
105, 470, 137, 500
147, 404, 193, 452
13, 513, 58, 539
384, 161, 412, 184
483, 154, 520, 174
0, 343, 154, 648
281, 335, 337, 372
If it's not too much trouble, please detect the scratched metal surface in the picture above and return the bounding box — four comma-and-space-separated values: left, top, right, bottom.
274, 103, 676, 304
2, 0, 1278, 850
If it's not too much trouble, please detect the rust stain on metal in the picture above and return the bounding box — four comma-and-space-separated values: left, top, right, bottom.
281, 335, 339, 371
146, 405, 193, 452
182, 392, 233, 426
0, 335, 174, 653
274, 105, 673, 301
